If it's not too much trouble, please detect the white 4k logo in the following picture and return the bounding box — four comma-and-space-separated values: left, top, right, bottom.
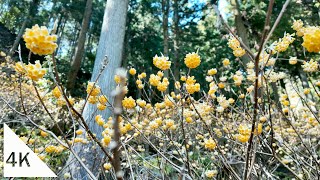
3, 124, 57, 177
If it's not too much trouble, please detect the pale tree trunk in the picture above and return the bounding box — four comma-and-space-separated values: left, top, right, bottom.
9, 0, 39, 56
162, 0, 170, 92
66, 0, 93, 91
162, 0, 169, 56
234, 0, 250, 65
173, 0, 180, 83
64, 0, 129, 179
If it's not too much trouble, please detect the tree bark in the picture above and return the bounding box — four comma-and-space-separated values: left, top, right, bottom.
64, 0, 129, 178
234, 0, 250, 65
162, 0, 169, 57
66, 0, 93, 91
9, 0, 40, 56
162, 0, 170, 92
173, 0, 180, 82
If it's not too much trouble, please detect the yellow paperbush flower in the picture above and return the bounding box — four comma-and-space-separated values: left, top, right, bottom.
228, 36, 246, 57
204, 138, 217, 150
97, 103, 106, 110
129, 68, 136, 75
292, 19, 304, 36
122, 96, 136, 109
52, 86, 61, 98
274, 33, 295, 52
98, 95, 108, 104
208, 68, 217, 75
205, 170, 218, 178
222, 58, 230, 66
185, 76, 200, 94
302, 59, 318, 72
103, 135, 111, 146
153, 55, 171, 70
237, 134, 250, 143
14, 62, 26, 74
302, 26, 320, 53
114, 75, 121, 84
23, 24, 58, 55
21, 60, 46, 81
184, 52, 201, 69
86, 82, 101, 96
149, 74, 161, 86
233, 47, 246, 57
103, 163, 112, 171
88, 96, 98, 104
76, 129, 83, 135
95, 115, 105, 126
228, 37, 240, 50
289, 57, 298, 65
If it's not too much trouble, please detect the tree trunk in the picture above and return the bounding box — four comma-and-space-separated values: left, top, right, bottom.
9, 0, 40, 56
66, 0, 93, 91
162, 0, 170, 92
162, 0, 169, 57
234, 0, 250, 65
173, 0, 180, 83
64, 0, 129, 178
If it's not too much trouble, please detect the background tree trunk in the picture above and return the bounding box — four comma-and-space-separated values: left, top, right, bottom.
173, 0, 180, 83
66, 0, 93, 91
162, 0, 169, 57
162, 0, 170, 92
9, 0, 40, 56
234, 0, 250, 65
64, 0, 129, 178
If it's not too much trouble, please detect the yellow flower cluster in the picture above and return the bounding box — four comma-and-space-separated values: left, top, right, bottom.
153, 55, 171, 70
301, 26, 320, 53
208, 82, 218, 98
103, 163, 112, 171
15, 61, 46, 81
23, 25, 58, 55
52, 86, 62, 98
207, 68, 217, 75
86, 82, 101, 96
233, 71, 244, 86
157, 77, 169, 92
289, 57, 298, 65
148, 73, 169, 92
236, 124, 251, 143
95, 115, 105, 126
204, 138, 216, 150
129, 68, 136, 75
96, 95, 108, 110
302, 59, 318, 72
149, 74, 161, 86
185, 76, 200, 94
228, 37, 246, 57
274, 33, 295, 52
222, 58, 230, 67
184, 52, 201, 69
292, 20, 320, 52
45, 145, 65, 154
205, 170, 218, 178
122, 96, 136, 109
292, 19, 304, 36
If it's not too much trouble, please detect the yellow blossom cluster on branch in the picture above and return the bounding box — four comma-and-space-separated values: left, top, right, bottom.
14, 60, 46, 81
228, 36, 246, 57
274, 33, 295, 53
184, 52, 201, 69
23, 24, 58, 55
292, 19, 320, 53
153, 55, 171, 70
